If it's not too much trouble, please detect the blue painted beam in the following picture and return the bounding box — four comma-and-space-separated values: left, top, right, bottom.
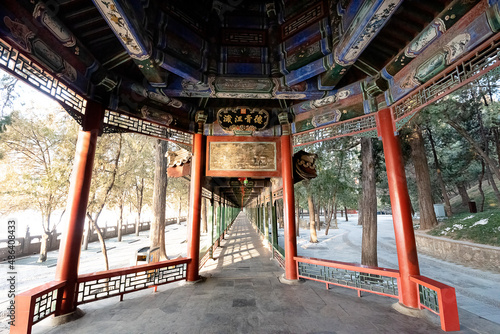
92, 0, 167, 86
320, 0, 403, 88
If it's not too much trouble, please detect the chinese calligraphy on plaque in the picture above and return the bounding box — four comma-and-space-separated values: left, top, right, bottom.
217, 107, 270, 133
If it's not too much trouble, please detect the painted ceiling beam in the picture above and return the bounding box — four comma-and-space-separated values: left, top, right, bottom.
320, 0, 403, 89
376, 0, 482, 101
153, 11, 207, 83
160, 76, 326, 101
92, 0, 167, 87
0, 1, 117, 97
386, 0, 500, 104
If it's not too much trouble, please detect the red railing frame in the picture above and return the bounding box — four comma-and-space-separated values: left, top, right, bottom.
295, 256, 461, 332
410, 275, 460, 332
294, 256, 401, 299
11, 280, 66, 334
76, 257, 190, 305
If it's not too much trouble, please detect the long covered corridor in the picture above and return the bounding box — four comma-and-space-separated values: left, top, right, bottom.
30, 213, 498, 334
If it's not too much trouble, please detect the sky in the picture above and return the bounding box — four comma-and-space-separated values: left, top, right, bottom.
1, 69, 62, 116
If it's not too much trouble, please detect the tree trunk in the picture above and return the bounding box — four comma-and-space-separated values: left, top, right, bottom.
151, 139, 169, 261
201, 197, 208, 234
135, 177, 144, 236
477, 104, 500, 205
82, 220, 91, 250
360, 137, 377, 266
117, 202, 124, 242
38, 230, 50, 262
478, 161, 485, 212
307, 191, 318, 243
177, 197, 182, 224
135, 216, 140, 236
324, 199, 334, 235
492, 127, 500, 167
38, 213, 52, 262
426, 127, 452, 217
485, 165, 500, 204
409, 125, 438, 230
87, 213, 109, 271
456, 182, 471, 208
344, 206, 348, 221
334, 203, 338, 228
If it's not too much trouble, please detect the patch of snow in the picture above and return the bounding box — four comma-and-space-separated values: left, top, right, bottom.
472, 218, 489, 227
462, 215, 475, 220
452, 224, 464, 230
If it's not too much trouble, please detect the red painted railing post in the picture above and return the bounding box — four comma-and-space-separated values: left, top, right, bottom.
55, 101, 103, 315
11, 294, 34, 334
280, 113, 298, 281
377, 108, 420, 308
186, 113, 206, 281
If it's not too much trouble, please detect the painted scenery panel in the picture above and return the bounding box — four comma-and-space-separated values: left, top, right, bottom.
209, 142, 277, 172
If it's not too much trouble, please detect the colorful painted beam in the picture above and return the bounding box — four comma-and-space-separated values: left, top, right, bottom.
0, 1, 96, 95
92, 0, 167, 86
388, 0, 500, 103
320, 0, 403, 88
377, 0, 482, 102
159, 76, 325, 100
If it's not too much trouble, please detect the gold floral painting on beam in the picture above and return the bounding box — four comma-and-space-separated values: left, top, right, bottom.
209, 142, 277, 171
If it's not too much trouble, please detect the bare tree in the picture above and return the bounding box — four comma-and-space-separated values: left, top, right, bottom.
0, 108, 75, 262
360, 137, 377, 267
150, 139, 169, 260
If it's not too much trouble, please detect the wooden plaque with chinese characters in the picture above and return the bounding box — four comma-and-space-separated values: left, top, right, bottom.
206, 136, 281, 177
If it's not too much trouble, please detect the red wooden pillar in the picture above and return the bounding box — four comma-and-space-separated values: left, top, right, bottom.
55, 101, 104, 315
377, 107, 420, 308
280, 114, 298, 280
186, 112, 206, 281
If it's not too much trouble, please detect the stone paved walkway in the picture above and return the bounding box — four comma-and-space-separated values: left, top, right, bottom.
32, 213, 500, 334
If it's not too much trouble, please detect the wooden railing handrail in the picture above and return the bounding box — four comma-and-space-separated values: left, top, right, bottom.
77, 257, 191, 282
15, 280, 66, 299
294, 256, 401, 278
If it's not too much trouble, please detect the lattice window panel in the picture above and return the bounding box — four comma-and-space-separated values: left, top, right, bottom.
0, 38, 86, 115
394, 35, 500, 128
103, 110, 193, 148
293, 114, 377, 147
297, 262, 399, 296
419, 284, 439, 313
32, 289, 59, 324
77, 263, 186, 304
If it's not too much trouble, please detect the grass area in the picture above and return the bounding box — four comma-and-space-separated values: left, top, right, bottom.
449, 178, 500, 214
432, 176, 500, 246
428, 210, 500, 247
